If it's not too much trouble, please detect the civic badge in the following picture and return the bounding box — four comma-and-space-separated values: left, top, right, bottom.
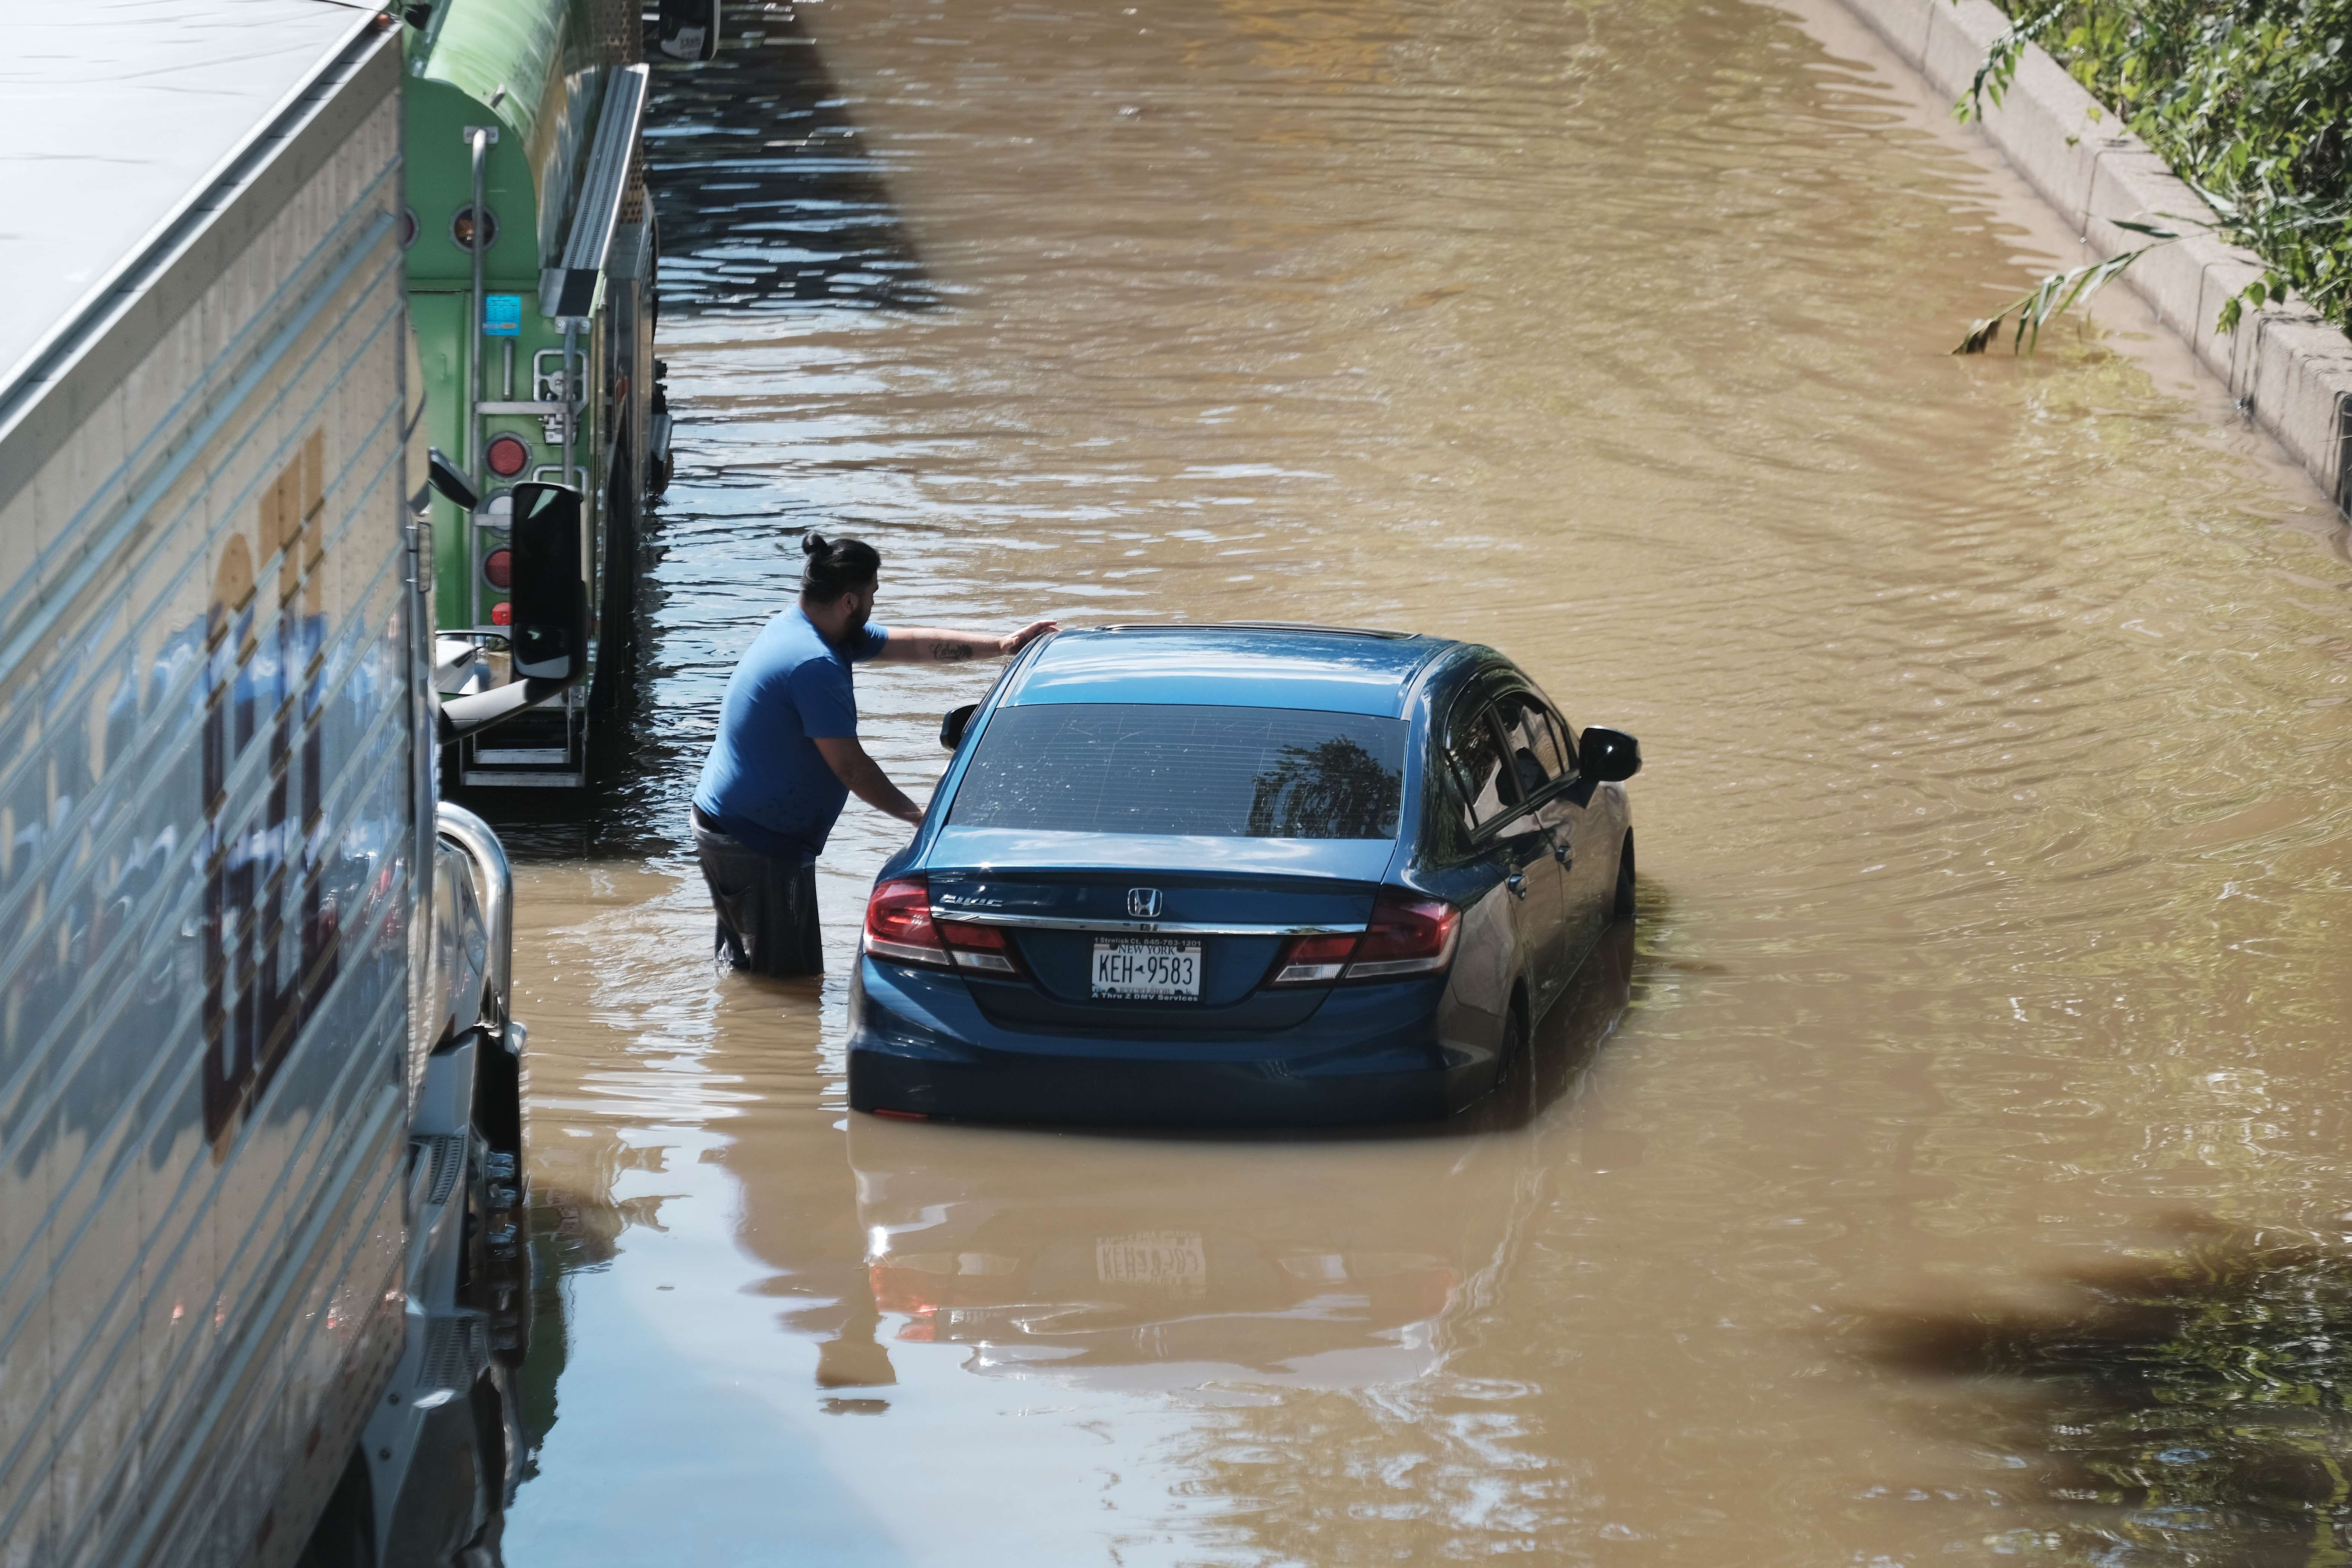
1125, 887, 1162, 919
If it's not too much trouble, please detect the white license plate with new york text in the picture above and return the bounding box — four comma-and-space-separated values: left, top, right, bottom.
1090, 938, 1202, 1001
1096, 1230, 1207, 1294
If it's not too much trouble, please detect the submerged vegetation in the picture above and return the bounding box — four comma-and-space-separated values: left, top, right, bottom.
1854, 1223, 2352, 1564
1952, 0, 2352, 353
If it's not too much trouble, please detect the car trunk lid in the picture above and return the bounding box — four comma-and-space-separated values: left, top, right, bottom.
923, 833, 1385, 1034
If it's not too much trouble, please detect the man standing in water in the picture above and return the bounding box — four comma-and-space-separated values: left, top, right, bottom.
691, 533, 1058, 975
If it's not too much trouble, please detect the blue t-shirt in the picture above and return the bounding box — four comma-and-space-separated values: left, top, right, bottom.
693, 606, 890, 859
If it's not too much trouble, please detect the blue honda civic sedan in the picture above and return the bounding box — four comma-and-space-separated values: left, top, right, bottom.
847, 623, 1641, 1127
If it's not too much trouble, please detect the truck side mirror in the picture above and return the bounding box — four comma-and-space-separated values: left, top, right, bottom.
426, 447, 479, 512
655, 0, 722, 60
509, 481, 589, 681
1579, 727, 1642, 783
940, 703, 976, 751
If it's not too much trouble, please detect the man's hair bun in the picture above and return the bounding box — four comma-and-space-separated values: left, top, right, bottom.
800, 531, 881, 599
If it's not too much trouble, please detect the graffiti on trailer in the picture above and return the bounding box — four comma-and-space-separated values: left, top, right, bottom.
202, 431, 342, 1145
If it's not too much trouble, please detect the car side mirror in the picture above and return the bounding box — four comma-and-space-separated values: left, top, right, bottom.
509, 482, 589, 681
940, 703, 977, 751
427, 447, 479, 513
1580, 727, 1641, 783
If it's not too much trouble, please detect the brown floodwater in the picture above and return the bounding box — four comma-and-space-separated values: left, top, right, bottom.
467, 0, 2352, 1559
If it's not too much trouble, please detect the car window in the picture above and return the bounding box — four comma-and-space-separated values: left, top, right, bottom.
1447, 703, 1519, 828
1423, 737, 1477, 858
1543, 701, 1579, 772
947, 703, 1407, 839
1494, 692, 1566, 795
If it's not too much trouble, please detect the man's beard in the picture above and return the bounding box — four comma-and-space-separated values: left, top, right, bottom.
839, 603, 871, 642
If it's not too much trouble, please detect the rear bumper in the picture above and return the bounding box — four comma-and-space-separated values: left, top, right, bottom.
848, 956, 1485, 1128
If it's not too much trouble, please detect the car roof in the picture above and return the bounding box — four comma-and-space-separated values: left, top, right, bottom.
1001, 623, 1455, 718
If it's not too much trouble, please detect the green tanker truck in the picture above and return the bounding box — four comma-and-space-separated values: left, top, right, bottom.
403, 0, 674, 787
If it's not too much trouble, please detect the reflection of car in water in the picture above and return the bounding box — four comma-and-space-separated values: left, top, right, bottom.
847, 930, 1635, 1393
850, 623, 1643, 1126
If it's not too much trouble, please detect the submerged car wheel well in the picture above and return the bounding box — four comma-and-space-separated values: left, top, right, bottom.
1505, 980, 1530, 1061
1481, 981, 1533, 1110
1614, 831, 1636, 923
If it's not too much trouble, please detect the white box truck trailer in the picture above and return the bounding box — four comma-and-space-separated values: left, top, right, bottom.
0, 5, 537, 1563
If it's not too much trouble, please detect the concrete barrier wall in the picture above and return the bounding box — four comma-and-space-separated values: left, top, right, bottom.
1834, 0, 2352, 514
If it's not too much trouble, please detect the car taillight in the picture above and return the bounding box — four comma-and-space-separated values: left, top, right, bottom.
1271, 931, 1358, 985
935, 919, 1019, 975
864, 877, 949, 968
1348, 892, 1461, 978
1269, 893, 1460, 985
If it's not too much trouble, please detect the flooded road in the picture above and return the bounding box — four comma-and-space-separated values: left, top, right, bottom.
472, 0, 2352, 1559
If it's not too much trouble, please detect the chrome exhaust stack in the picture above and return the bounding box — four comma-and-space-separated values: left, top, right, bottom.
432, 801, 511, 1038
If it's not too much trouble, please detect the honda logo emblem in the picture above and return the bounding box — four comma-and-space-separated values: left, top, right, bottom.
1125, 887, 1162, 919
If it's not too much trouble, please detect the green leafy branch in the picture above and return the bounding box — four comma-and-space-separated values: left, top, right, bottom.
1959, 0, 2067, 121
1949, 0, 2352, 348
1953, 221, 2176, 354
2197, 184, 2352, 329
1953, 198, 2349, 353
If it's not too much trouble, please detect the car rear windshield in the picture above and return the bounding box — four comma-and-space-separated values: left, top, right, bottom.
948, 704, 1408, 839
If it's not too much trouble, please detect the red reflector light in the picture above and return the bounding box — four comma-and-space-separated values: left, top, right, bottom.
936, 918, 1019, 975
1270, 930, 1358, 985
488, 601, 511, 626
934, 920, 1004, 949
485, 434, 530, 478
864, 877, 949, 968
1348, 893, 1461, 978
1288, 933, 1357, 964
870, 1108, 930, 1121
1274, 896, 1459, 985
482, 548, 511, 590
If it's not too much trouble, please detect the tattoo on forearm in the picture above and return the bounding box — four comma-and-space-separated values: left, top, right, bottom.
930, 640, 975, 661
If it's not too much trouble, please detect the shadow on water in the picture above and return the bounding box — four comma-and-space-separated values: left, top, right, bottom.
645, 3, 932, 314
1850, 1219, 2352, 1566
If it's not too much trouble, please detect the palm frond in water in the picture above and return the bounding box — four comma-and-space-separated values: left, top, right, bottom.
1953, 240, 2170, 355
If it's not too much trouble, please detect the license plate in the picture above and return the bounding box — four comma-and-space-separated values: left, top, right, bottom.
1090, 938, 1202, 1001
1096, 1230, 1207, 1294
